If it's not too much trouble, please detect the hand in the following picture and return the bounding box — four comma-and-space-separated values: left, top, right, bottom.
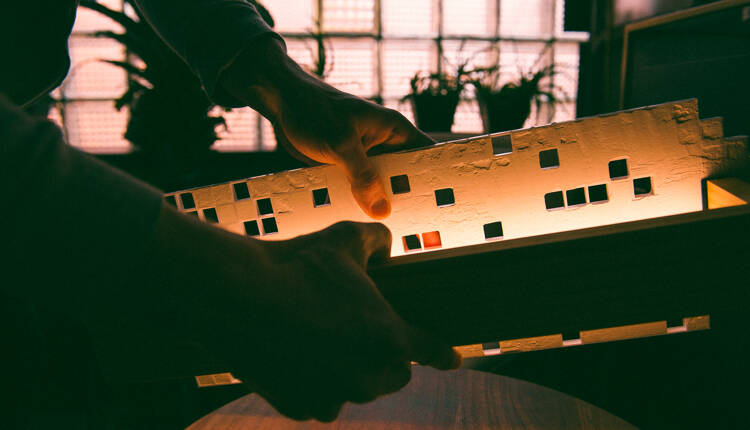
155, 208, 461, 422
220, 36, 434, 219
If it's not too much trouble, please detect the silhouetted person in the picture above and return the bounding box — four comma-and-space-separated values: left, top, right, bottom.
1, 1, 459, 427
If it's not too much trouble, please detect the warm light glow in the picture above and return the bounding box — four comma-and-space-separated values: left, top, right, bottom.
165, 100, 746, 258
707, 178, 750, 209
454, 315, 710, 359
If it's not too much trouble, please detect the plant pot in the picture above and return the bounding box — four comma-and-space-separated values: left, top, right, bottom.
409, 92, 460, 133
477, 90, 533, 133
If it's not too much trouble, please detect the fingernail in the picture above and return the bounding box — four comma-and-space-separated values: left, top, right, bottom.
370, 198, 391, 218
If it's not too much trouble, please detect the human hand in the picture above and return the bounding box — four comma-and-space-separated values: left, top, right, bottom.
220, 36, 434, 219
156, 209, 460, 422
235, 221, 460, 421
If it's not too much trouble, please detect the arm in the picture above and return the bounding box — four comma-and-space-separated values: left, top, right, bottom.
133, 0, 434, 219
1, 94, 458, 421
219, 35, 434, 219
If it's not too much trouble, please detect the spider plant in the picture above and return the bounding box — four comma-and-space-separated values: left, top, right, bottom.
470, 43, 566, 133
404, 54, 474, 133
79, 0, 273, 164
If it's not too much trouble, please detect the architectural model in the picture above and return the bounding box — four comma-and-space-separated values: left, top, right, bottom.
165, 99, 747, 258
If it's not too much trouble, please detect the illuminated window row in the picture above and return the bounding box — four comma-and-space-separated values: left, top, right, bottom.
544, 179, 653, 210
402, 220, 504, 253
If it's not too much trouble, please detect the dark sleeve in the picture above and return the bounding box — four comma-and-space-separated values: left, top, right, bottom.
133, 0, 284, 107
0, 94, 166, 374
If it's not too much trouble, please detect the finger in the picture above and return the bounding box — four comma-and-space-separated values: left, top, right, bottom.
405, 325, 462, 370
309, 399, 345, 423
328, 221, 392, 268
252, 386, 312, 421
333, 142, 391, 219
345, 361, 411, 404
379, 361, 412, 395
272, 122, 320, 166
365, 110, 436, 155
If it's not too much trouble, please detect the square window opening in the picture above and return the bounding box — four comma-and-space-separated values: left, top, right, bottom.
483, 222, 504, 240
609, 159, 629, 179
261, 217, 278, 235
180, 192, 195, 210
233, 182, 250, 200
243, 220, 260, 236
434, 188, 455, 207
482, 341, 500, 351
539, 149, 560, 169
422, 231, 442, 249
256, 198, 274, 216
390, 174, 411, 194
203, 208, 219, 223
566, 188, 586, 206
588, 184, 609, 203
633, 177, 653, 196
312, 188, 331, 207
402, 234, 422, 252
491, 134, 513, 155
544, 191, 565, 210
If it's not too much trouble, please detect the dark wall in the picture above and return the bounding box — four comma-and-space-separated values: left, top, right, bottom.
623, 2, 750, 138
575, 0, 735, 118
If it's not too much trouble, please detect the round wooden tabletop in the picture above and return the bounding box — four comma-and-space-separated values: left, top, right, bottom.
188, 366, 637, 430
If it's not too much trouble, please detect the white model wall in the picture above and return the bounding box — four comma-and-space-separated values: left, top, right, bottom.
166, 99, 746, 257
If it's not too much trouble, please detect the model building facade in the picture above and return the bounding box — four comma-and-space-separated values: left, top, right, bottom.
165, 99, 747, 257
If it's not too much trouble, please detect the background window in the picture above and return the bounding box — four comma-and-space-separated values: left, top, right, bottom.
56, 1, 586, 153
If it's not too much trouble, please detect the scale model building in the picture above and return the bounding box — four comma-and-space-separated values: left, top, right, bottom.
164, 99, 747, 258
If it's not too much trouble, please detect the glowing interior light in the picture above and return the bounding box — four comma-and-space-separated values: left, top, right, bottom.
164, 100, 745, 258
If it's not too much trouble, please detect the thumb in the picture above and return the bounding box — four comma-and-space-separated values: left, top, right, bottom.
335, 143, 391, 219
405, 325, 462, 370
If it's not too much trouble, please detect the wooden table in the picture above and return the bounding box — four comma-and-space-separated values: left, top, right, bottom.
187, 366, 637, 429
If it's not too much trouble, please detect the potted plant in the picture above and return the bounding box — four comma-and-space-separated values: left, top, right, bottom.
470, 44, 565, 133
79, 0, 273, 184
404, 67, 467, 133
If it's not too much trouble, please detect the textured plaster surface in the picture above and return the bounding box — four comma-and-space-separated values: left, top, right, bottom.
166, 100, 747, 257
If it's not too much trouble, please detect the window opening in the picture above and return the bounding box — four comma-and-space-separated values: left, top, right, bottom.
256, 198, 274, 216
633, 177, 652, 196
244, 220, 260, 236
203, 208, 219, 223
539, 149, 560, 169
491, 134, 512, 155
588, 184, 608, 203
312, 188, 331, 207
609, 159, 629, 179
566, 187, 586, 206
261, 217, 279, 234
180, 193, 195, 210
402, 234, 422, 252
390, 175, 411, 194
434, 188, 455, 207
545, 191, 565, 210
422, 231, 442, 249
233, 182, 250, 200
483, 222, 504, 240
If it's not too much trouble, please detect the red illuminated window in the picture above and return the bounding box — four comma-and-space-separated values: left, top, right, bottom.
422, 231, 442, 249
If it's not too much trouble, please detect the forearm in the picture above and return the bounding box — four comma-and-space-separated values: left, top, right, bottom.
133, 0, 280, 106
218, 34, 342, 123
0, 96, 209, 380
